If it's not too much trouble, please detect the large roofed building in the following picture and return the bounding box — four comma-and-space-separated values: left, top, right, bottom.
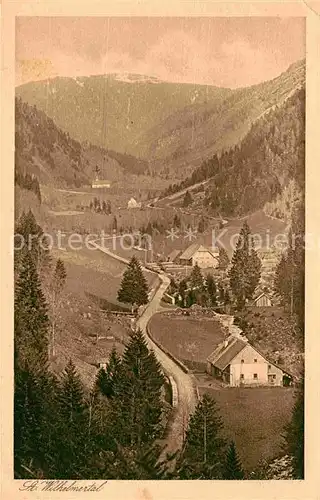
179, 243, 219, 269
206, 335, 292, 387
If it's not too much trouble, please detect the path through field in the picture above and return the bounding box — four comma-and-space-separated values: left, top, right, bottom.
91, 238, 198, 454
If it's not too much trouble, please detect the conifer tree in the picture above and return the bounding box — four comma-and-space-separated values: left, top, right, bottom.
15, 210, 50, 274
96, 347, 122, 399
48, 259, 67, 358
111, 330, 165, 449
56, 359, 89, 478
206, 273, 217, 307
218, 247, 230, 270
223, 441, 245, 479
228, 221, 261, 308
285, 374, 304, 478
117, 256, 149, 310
189, 263, 203, 289
176, 394, 226, 479
15, 250, 49, 372
183, 190, 192, 207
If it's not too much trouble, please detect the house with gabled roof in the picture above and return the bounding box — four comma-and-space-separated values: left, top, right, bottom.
206, 335, 292, 387
179, 243, 219, 269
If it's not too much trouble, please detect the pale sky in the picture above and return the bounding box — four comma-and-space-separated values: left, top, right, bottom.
16, 17, 305, 88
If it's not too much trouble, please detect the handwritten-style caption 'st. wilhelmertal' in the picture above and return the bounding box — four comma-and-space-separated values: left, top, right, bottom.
19, 480, 108, 492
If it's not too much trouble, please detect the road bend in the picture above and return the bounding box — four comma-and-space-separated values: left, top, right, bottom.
91, 239, 198, 454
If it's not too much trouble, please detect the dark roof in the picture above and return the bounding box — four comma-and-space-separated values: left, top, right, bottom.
207, 337, 247, 371
180, 243, 219, 261
168, 249, 182, 261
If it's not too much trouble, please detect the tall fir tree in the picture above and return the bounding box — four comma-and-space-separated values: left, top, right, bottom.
15, 210, 51, 276
111, 330, 165, 449
176, 394, 226, 479
48, 258, 67, 358
223, 441, 245, 479
189, 263, 203, 289
95, 347, 122, 399
55, 359, 90, 478
218, 247, 230, 270
284, 374, 304, 479
117, 256, 149, 310
205, 273, 217, 307
15, 250, 49, 372
228, 221, 261, 308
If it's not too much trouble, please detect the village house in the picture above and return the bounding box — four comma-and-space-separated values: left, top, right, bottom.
92, 178, 111, 189
179, 243, 219, 269
206, 336, 292, 387
251, 291, 273, 307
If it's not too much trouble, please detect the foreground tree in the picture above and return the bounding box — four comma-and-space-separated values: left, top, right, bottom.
218, 247, 230, 270
176, 394, 226, 479
117, 256, 149, 311
228, 221, 261, 308
205, 273, 217, 307
284, 374, 304, 479
189, 263, 203, 290
111, 330, 165, 449
223, 441, 245, 479
15, 250, 49, 372
48, 259, 67, 358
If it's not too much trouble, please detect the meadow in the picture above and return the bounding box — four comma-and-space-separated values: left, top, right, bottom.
148, 312, 227, 370
198, 384, 294, 470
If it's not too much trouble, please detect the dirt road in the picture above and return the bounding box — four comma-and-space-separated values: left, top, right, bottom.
92, 239, 198, 453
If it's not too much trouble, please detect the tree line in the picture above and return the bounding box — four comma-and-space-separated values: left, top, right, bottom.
164, 88, 305, 218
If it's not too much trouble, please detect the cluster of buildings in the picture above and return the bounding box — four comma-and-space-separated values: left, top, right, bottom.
166, 242, 220, 269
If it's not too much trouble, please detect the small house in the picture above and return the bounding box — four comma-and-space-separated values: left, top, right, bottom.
206, 336, 292, 387
179, 243, 219, 269
252, 291, 273, 307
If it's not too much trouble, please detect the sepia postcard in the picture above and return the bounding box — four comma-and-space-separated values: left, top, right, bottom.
1, 0, 320, 498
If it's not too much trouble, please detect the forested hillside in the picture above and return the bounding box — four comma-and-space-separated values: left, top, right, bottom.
16, 75, 231, 162
15, 98, 150, 189
165, 87, 305, 218
16, 61, 305, 180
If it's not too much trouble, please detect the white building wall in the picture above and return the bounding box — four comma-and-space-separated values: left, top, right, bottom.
192, 251, 219, 269
229, 345, 269, 386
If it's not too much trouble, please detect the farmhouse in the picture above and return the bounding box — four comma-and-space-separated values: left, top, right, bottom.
206, 336, 292, 387
92, 179, 111, 189
167, 249, 182, 263
127, 197, 142, 209
179, 243, 219, 269
252, 291, 273, 307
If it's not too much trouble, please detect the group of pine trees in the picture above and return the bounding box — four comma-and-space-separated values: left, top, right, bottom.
168, 265, 230, 309
89, 197, 112, 215
15, 167, 42, 203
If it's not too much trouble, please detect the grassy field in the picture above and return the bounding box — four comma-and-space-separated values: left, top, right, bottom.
52, 245, 159, 307
148, 313, 227, 369
198, 384, 294, 470
50, 245, 160, 388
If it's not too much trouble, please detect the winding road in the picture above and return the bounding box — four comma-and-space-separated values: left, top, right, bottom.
91, 238, 198, 453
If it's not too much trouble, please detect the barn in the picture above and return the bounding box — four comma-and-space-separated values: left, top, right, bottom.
179, 243, 219, 269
